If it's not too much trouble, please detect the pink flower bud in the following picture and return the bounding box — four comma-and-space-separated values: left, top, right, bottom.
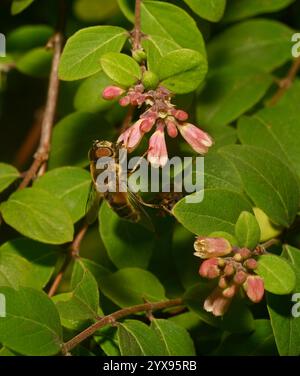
119, 96, 131, 107
218, 276, 228, 289
166, 119, 178, 138
224, 263, 235, 276
178, 123, 213, 154
243, 276, 264, 303
222, 284, 238, 298
117, 119, 144, 152
233, 270, 248, 285
204, 288, 232, 317
199, 258, 220, 279
244, 258, 258, 270
147, 123, 168, 168
102, 86, 125, 100
140, 117, 156, 133
174, 109, 188, 121
194, 237, 231, 259
239, 248, 252, 260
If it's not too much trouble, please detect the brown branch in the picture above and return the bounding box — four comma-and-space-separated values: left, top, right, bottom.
48, 223, 89, 297
18, 33, 63, 189
268, 56, 300, 107
62, 298, 184, 354
133, 0, 142, 51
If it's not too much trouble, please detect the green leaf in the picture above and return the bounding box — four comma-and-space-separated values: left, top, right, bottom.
141, 1, 206, 55
0, 287, 62, 355
118, 320, 165, 356
0, 238, 58, 289
7, 25, 53, 53
0, 188, 74, 244
173, 188, 252, 236
184, 282, 254, 333
223, 0, 295, 22
49, 112, 113, 169
59, 26, 128, 81
220, 145, 300, 227
74, 72, 115, 112
256, 254, 296, 294
100, 267, 166, 307
11, 0, 34, 15
196, 66, 273, 127
267, 245, 300, 355
150, 319, 196, 355
16, 47, 53, 77
235, 211, 261, 249
0, 163, 19, 193
74, 0, 119, 22
183, 0, 226, 22
56, 259, 99, 320
253, 207, 283, 242
215, 320, 277, 355
238, 81, 300, 180
100, 52, 142, 87
34, 167, 91, 223
117, 0, 135, 22
99, 202, 154, 269
157, 49, 207, 94
208, 19, 293, 72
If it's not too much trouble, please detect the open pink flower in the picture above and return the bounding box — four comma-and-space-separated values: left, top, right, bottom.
204, 287, 232, 316
147, 123, 168, 168
178, 123, 213, 154
194, 237, 232, 259
117, 119, 144, 152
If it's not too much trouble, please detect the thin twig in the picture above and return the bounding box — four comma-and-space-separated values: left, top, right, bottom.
62, 298, 184, 354
18, 33, 63, 189
261, 238, 280, 249
48, 223, 89, 297
133, 0, 142, 51
268, 56, 300, 106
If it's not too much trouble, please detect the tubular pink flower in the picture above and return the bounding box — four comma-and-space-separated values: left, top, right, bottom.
204, 287, 232, 317
102, 86, 125, 100
174, 109, 188, 121
117, 119, 144, 152
140, 117, 156, 133
147, 124, 168, 168
166, 119, 178, 138
194, 237, 232, 259
178, 123, 213, 154
243, 275, 264, 303
199, 258, 220, 279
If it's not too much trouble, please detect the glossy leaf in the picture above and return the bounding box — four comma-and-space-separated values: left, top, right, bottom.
99, 202, 154, 269
100, 52, 142, 87
224, 0, 295, 22
0, 188, 74, 244
11, 0, 35, 15
197, 66, 273, 127
74, 0, 119, 22
173, 188, 252, 236
0, 287, 62, 356
49, 112, 113, 168
100, 267, 166, 307
141, 1, 206, 55
256, 254, 296, 294
220, 145, 300, 227
59, 26, 128, 81
208, 19, 293, 72
118, 320, 165, 356
0, 238, 58, 289
7, 25, 53, 52
16, 47, 53, 77
267, 245, 300, 356
183, 0, 226, 22
151, 319, 196, 355
158, 49, 207, 94
0, 163, 19, 193
34, 167, 91, 223
235, 211, 261, 249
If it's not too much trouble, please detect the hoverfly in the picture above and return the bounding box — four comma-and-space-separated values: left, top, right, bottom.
86, 140, 153, 230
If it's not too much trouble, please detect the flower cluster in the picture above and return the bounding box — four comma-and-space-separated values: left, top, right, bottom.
194, 237, 265, 317
102, 84, 213, 167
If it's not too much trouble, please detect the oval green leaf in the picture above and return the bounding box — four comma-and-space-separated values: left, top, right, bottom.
0, 163, 19, 193
235, 211, 261, 249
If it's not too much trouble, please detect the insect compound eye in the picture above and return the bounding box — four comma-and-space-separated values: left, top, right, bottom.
95, 147, 113, 158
